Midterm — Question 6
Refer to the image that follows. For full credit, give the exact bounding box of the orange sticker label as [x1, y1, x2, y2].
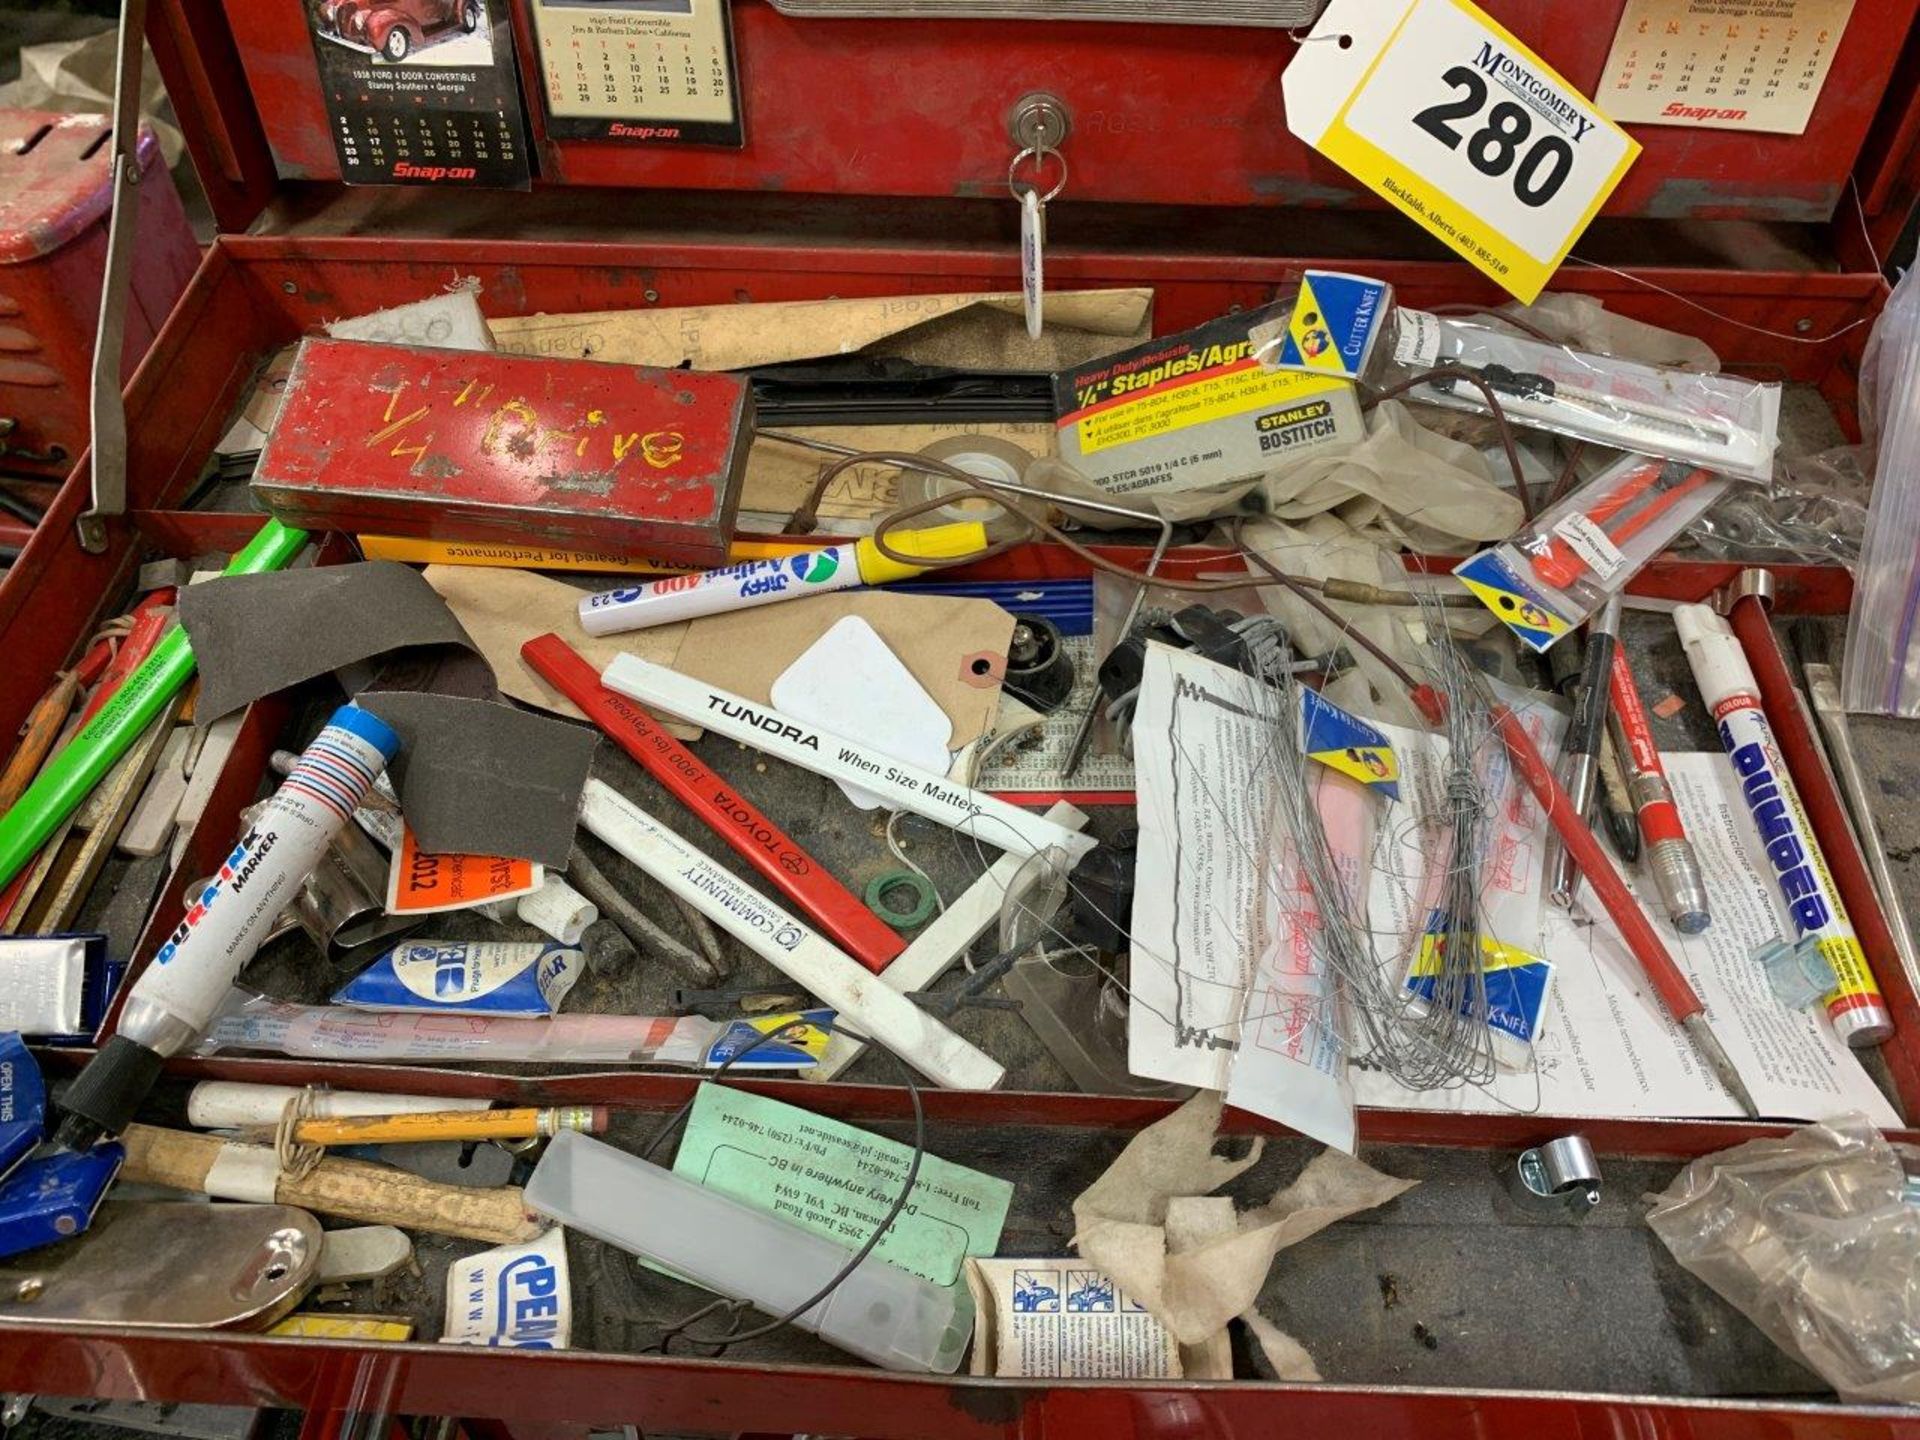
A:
[385, 825, 542, 916]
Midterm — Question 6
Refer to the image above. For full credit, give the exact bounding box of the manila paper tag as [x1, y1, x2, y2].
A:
[1282, 0, 1640, 303]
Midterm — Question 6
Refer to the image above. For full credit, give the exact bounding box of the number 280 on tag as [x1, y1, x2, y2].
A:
[1285, 0, 1640, 302]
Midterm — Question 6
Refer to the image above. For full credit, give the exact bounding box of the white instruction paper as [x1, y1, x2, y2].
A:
[1128, 644, 1894, 1128]
[1129, 647, 1283, 1097]
[1352, 752, 1900, 1125]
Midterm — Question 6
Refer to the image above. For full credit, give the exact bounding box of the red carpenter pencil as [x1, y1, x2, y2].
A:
[522, 633, 906, 975]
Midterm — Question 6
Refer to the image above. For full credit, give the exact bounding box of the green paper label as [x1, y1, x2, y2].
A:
[669, 1084, 1013, 1287]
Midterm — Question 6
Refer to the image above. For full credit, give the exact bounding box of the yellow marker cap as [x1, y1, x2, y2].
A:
[852, 522, 989, 585]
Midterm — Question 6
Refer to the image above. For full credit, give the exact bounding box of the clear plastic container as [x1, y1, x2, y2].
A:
[525, 1129, 975, 1374]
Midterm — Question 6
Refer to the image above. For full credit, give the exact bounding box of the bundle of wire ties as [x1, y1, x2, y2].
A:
[1248, 591, 1502, 1093]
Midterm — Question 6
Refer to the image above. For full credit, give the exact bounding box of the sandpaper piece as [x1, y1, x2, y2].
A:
[178, 563, 478, 721]
[489, 289, 1152, 373]
[357, 693, 597, 868]
[363, 647, 498, 704]
[422, 565, 697, 738]
[674, 592, 1014, 751]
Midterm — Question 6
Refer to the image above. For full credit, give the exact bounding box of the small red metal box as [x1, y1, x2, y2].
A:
[252, 338, 751, 565]
[0, 109, 198, 476]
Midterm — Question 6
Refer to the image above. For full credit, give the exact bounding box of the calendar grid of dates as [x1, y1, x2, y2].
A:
[530, 0, 743, 147]
[333, 104, 522, 180]
[551, 35, 731, 114]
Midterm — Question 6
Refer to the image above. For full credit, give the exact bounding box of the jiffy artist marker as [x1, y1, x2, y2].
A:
[1675, 604, 1890, 1047]
[55, 704, 401, 1149]
[576, 522, 987, 636]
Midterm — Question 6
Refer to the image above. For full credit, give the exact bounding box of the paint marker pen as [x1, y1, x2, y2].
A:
[577, 523, 987, 636]
[1675, 604, 1891, 1047]
[55, 704, 401, 1149]
[1608, 647, 1710, 934]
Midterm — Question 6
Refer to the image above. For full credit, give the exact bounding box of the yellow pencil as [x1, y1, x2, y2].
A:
[290, 1106, 609, 1147]
[356, 534, 806, 576]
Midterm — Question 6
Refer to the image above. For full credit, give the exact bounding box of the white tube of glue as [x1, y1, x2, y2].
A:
[56, 704, 401, 1149]
[1675, 605, 1891, 1046]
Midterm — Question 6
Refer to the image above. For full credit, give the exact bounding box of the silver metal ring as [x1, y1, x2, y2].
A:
[1728, 566, 1778, 611]
[1008, 144, 1068, 205]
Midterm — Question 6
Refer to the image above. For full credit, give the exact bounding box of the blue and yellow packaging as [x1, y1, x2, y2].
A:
[1301, 687, 1400, 800]
[1253, 271, 1394, 380]
[334, 940, 582, 1018]
[1404, 911, 1553, 1045]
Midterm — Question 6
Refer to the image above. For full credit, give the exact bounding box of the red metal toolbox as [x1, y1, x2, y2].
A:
[4, 2, 1920, 1434]
[0, 109, 198, 480]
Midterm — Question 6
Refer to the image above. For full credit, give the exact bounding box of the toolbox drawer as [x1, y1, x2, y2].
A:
[202, 0, 1920, 223]
[12, 1087, 1920, 1439]
[3, 210, 1920, 1434]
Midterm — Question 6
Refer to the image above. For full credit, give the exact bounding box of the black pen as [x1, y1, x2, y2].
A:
[1545, 597, 1622, 908]
[1597, 726, 1643, 863]
[1542, 629, 1635, 859]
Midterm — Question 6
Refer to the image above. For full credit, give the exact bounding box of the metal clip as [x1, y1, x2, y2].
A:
[1512, 1135, 1601, 1215]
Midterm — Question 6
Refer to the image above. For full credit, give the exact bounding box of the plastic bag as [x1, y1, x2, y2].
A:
[193, 989, 830, 1069]
[1377, 307, 1779, 481]
[1488, 292, 1720, 372]
[1257, 399, 1525, 548]
[1685, 446, 1868, 566]
[1646, 1114, 1920, 1405]
[1455, 454, 1736, 652]
[1842, 262, 1920, 715]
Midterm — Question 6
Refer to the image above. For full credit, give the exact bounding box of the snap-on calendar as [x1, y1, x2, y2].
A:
[1598, 0, 1855, 135]
[527, 0, 743, 147]
[303, 0, 533, 188]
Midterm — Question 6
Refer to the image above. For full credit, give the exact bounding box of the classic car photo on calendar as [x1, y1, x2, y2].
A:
[314, 0, 489, 65]
[301, 0, 534, 188]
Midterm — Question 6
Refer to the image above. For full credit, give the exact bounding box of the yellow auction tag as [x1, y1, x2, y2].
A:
[1284, 0, 1640, 302]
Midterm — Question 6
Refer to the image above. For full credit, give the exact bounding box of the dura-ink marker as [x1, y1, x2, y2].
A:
[55, 705, 400, 1149]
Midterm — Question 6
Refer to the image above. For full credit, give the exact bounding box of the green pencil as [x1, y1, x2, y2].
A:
[0, 518, 309, 890]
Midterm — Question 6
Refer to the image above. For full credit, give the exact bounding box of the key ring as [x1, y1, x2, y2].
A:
[1008, 144, 1068, 205]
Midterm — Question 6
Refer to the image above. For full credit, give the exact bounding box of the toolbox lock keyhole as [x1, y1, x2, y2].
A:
[1009, 93, 1071, 152]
